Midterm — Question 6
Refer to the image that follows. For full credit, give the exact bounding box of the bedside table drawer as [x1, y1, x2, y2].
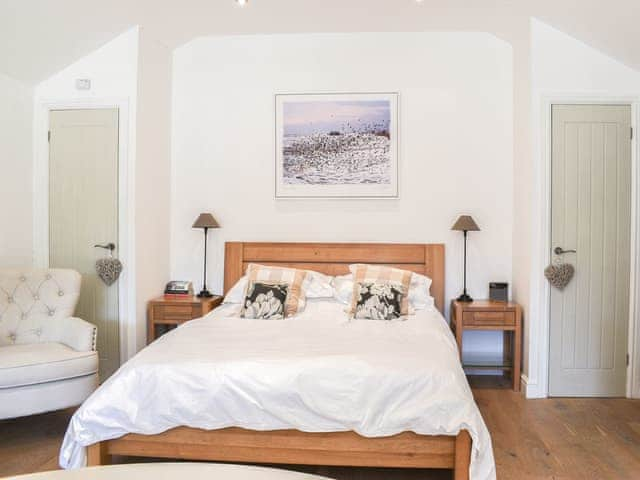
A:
[155, 305, 196, 321]
[148, 296, 223, 344]
[463, 310, 515, 326]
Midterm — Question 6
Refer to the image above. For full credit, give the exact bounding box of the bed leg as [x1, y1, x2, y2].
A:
[454, 430, 471, 480]
[87, 442, 110, 466]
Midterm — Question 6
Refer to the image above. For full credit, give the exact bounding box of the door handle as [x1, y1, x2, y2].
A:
[554, 247, 576, 255]
[94, 243, 116, 252]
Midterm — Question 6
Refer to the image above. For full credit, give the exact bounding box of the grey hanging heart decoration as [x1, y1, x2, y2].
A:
[544, 263, 574, 290]
[96, 258, 123, 286]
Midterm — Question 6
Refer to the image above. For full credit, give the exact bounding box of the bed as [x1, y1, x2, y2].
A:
[60, 242, 495, 480]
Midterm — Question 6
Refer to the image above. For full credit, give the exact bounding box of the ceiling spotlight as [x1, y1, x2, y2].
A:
[236, 0, 248, 5]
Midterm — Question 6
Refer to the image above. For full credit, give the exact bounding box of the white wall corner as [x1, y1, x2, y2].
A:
[0, 72, 34, 267]
[134, 28, 173, 353]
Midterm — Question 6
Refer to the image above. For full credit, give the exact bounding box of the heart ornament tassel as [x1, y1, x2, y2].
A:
[96, 257, 123, 286]
[544, 263, 575, 290]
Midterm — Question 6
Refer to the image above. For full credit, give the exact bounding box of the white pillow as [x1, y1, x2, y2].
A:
[409, 272, 435, 310]
[331, 274, 353, 305]
[333, 271, 434, 310]
[305, 270, 334, 298]
[224, 269, 334, 304]
[224, 275, 249, 304]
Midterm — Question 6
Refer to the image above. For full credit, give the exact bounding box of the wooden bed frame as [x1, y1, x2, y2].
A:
[87, 242, 472, 479]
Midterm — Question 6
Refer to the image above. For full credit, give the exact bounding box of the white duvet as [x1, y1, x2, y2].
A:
[60, 300, 495, 480]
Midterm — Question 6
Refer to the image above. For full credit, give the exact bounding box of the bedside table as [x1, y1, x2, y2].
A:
[147, 295, 223, 343]
[450, 299, 522, 391]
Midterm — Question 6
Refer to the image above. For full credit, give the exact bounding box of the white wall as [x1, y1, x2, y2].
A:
[0, 72, 33, 266]
[510, 18, 534, 385]
[171, 32, 514, 359]
[527, 19, 640, 397]
[34, 28, 139, 103]
[134, 28, 173, 352]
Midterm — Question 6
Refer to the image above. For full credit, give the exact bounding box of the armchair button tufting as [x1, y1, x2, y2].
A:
[48, 309, 55, 316]
[58, 290, 64, 297]
[19, 276, 26, 282]
[33, 294, 39, 300]
[8, 333, 16, 342]
[45, 274, 52, 280]
[7, 296, 13, 303]
[21, 313, 27, 320]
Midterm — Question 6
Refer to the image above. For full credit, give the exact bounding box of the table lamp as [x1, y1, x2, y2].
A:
[451, 215, 480, 302]
[193, 213, 220, 298]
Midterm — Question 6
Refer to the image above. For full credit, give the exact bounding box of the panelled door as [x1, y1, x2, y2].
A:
[49, 109, 120, 380]
[549, 104, 631, 397]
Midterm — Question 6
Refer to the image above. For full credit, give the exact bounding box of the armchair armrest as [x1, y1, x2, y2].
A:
[59, 317, 97, 352]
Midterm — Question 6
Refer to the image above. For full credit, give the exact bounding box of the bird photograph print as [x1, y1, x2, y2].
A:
[275, 93, 398, 198]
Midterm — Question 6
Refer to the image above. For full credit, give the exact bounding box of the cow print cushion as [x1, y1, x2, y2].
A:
[353, 282, 406, 320]
[240, 281, 289, 319]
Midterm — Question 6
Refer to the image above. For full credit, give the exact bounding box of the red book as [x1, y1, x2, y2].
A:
[163, 293, 192, 300]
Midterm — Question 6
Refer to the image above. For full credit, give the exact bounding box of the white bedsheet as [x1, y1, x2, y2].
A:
[60, 300, 495, 480]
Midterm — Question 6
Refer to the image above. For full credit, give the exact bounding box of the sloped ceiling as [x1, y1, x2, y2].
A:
[1, 0, 638, 84]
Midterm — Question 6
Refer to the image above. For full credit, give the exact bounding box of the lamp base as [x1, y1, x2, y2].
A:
[197, 289, 213, 298]
[456, 293, 474, 302]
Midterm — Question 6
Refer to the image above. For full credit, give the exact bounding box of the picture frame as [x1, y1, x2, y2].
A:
[275, 92, 399, 199]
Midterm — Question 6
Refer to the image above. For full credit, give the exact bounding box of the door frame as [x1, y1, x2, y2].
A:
[33, 98, 136, 365]
[536, 94, 640, 398]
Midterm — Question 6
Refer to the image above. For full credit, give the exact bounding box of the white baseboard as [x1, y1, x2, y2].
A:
[521, 374, 546, 399]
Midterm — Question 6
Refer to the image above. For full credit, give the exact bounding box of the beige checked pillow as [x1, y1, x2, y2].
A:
[242, 264, 308, 318]
[348, 264, 413, 318]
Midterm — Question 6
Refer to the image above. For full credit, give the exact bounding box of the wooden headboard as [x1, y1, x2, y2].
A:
[224, 242, 445, 314]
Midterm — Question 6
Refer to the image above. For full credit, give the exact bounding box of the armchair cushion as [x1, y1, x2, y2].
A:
[0, 268, 83, 346]
[0, 342, 98, 389]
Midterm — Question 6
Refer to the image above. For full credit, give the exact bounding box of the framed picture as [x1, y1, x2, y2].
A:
[275, 92, 399, 198]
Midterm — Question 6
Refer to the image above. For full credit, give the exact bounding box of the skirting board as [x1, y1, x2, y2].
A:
[521, 374, 545, 399]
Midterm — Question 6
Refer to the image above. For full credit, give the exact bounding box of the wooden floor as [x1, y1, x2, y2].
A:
[2, 377, 640, 479]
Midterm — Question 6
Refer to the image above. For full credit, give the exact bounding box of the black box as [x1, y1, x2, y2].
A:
[489, 282, 508, 302]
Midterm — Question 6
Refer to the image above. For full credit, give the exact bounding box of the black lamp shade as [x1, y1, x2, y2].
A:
[193, 213, 220, 229]
[451, 215, 480, 232]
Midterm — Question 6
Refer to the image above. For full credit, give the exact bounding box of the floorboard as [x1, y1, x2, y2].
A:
[1, 378, 639, 479]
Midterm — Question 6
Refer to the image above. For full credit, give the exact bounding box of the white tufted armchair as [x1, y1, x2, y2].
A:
[0, 268, 98, 419]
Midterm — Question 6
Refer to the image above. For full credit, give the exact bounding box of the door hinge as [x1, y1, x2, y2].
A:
[627, 353, 630, 366]
[631, 127, 634, 140]
[47, 130, 51, 143]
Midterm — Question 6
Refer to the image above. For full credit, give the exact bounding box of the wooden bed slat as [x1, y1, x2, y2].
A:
[242, 243, 426, 264]
[105, 427, 456, 469]
[111, 427, 454, 453]
[241, 262, 427, 276]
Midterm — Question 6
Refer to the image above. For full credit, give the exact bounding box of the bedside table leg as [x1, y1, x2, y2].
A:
[502, 331, 511, 381]
[147, 305, 154, 344]
[513, 329, 521, 392]
[452, 306, 463, 360]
